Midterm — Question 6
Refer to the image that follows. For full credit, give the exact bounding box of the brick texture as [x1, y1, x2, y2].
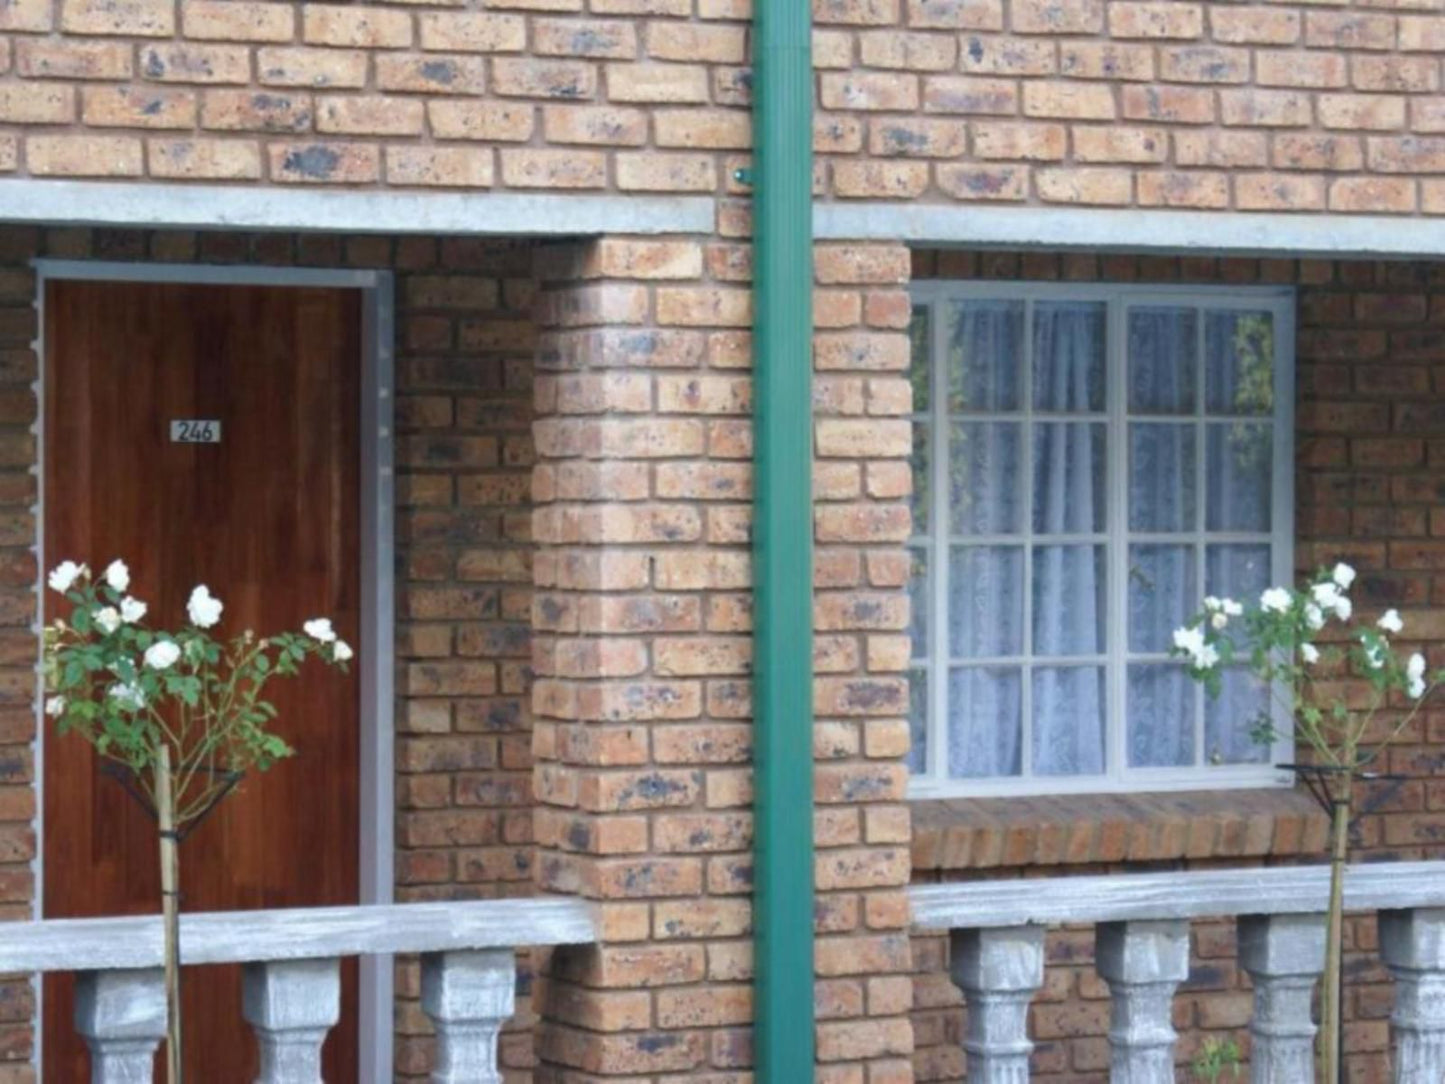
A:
[907, 246, 1445, 1084]
[0, 0, 1442, 211]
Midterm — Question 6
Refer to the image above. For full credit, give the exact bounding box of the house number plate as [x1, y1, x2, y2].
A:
[170, 420, 222, 444]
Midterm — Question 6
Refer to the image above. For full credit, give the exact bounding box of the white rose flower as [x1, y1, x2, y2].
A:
[1222, 598, 1243, 617]
[1203, 596, 1223, 612]
[1409, 677, 1427, 699]
[94, 607, 121, 635]
[1305, 603, 1326, 631]
[1301, 643, 1320, 665]
[48, 561, 87, 594]
[1407, 653, 1427, 682]
[1198, 643, 1220, 669]
[1173, 626, 1205, 656]
[144, 640, 181, 670]
[120, 597, 147, 624]
[1378, 609, 1404, 635]
[187, 585, 223, 629]
[1332, 562, 1357, 590]
[107, 682, 145, 710]
[1211, 612, 1229, 630]
[1312, 582, 1351, 621]
[44, 695, 66, 717]
[333, 640, 353, 662]
[103, 559, 129, 593]
[1260, 587, 1292, 614]
[1335, 596, 1353, 622]
[303, 618, 336, 643]
[1364, 643, 1385, 670]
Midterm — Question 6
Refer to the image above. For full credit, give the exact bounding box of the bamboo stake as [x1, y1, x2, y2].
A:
[1320, 790, 1350, 1084]
[157, 744, 183, 1084]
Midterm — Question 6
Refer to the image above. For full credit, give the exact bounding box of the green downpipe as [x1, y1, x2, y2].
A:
[751, 0, 814, 1073]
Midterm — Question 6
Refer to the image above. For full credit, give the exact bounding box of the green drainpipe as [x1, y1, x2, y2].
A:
[751, 0, 814, 1073]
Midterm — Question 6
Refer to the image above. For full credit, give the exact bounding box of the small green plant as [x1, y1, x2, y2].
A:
[1192, 1037, 1243, 1082]
[43, 559, 351, 1084]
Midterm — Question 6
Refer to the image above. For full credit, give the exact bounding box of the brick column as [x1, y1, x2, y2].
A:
[528, 235, 915, 1081]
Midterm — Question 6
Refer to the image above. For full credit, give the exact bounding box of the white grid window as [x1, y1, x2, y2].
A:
[907, 282, 1295, 799]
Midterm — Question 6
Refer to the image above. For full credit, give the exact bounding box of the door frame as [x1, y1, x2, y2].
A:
[31, 259, 396, 1084]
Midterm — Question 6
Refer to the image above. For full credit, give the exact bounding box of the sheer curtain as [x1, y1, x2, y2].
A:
[1031, 303, 1104, 776]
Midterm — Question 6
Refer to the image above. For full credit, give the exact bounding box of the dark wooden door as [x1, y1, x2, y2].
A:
[43, 279, 362, 1082]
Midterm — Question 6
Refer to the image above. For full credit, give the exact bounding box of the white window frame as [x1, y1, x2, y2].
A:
[907, 280, 1297, 800]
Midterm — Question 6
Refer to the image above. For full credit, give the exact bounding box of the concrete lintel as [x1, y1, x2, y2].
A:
[0, 178, 715, 237]
[816, 201, 1445, 260]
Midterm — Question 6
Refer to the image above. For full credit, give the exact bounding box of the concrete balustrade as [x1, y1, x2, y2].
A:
[0, 898, 593, 1084]
[911, 861, 1445, 1083]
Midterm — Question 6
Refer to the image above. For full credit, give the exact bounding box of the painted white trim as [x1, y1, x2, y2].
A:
[818, 202, 1445, 259]
[30, 260, 396, 1084]
[906, 280, 1296, 800]
[0, 178, 714, 237]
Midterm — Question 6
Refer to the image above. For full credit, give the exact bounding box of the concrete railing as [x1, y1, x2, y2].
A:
[910, 862, 1445, 1083]
[0, 897, 595, 1083]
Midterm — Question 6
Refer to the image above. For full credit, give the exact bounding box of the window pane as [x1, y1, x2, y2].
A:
[949, 666, 1021, 778]
[1205, 667, 1272, 765]
[1206, 423, 1272, 531]
[949, 421, 1022, 535]
[911, 421, 930, 535]
[945, 299, 1023, 413]
[1033, 666, 1106, 776]
[908, 547, 929, 659]
[950, 545, 1024, 658]
[1034, 301, 1105, 412]
[909, 304, 931, 414]
[1206, 544, 1272, 604]
[1034, 422, 1106, 534]
[1206, 311, 1274, 416]
[1033, 544, 1106, 656]
[1128, 664, 1196, 768]
[1129, 306, 1198, 414]
[1129, 423, 1196, 532]
[1128, 544, 1197, 653]
[907, 668, 928, 775]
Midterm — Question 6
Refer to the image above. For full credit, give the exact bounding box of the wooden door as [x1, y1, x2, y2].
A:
[42, 279, 363, 1082]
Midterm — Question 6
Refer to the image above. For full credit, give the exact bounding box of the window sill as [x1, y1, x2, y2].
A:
[911, 788, 1328, 873]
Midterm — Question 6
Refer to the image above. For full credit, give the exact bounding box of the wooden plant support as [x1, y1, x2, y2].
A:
[156, 745, 182, 1084]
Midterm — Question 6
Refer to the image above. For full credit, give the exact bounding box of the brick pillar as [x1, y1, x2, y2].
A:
[528, 235, 915, 1081]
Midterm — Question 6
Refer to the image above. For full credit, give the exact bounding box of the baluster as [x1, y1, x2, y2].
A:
[242, 957, 341, 1084]
[1238, 913, 1325, 1084]
[1096, 919, 1190, 1083]
[950, 925, 1045, 1084]
[75, 968, 166, 1084]
[421, 948, 515, 1084]
[1380, 908, 1445, 1084]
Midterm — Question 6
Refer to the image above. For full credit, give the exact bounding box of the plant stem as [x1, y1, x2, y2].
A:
[157, 744, 183, 1084]
[1320, 785, 1350, 1084]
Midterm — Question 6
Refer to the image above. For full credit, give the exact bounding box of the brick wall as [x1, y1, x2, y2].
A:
[524, 235, 916, 1081]
[907, 247, 1445, 1083]
[0, 224, 542, 1082]
[3, 1, 1445, 214]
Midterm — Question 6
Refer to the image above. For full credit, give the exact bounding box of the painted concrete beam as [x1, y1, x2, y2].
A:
[0, 179, 714, 237]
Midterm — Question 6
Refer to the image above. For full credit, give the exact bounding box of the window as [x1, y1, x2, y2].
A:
[907, 283, 1294, 798]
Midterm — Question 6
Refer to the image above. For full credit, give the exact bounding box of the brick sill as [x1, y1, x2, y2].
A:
[911, 788, 1328, 873]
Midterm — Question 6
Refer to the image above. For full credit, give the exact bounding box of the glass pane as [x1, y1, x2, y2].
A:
[908, 547, 929, 660]
[1129, 306, 1198, 414]
[1128, 663, 1196, 768]
[909, 304, 930, 414]
[1205, 667, 1272, 765]
[1128, 544, 1197, 653]
[1033, 301, 1105, 412]
[1033, 666, 1106, 776]
[907, 667, 928, 774]
[1206, 423, 1272, 531]
[948, 666, 1021, 778]
[1206, 310, 1274, 416]
[1034, 422, 1106, 534]
[1129, 423, 1196, 532]
[1206, 544, 1272, 605]
[910, 421, 930, 535]
[1032, 544, 1106, 656]
[950, 545, 1024, 658]
[949, 421, 1022, 535]
[945, 299, 1023, 413]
